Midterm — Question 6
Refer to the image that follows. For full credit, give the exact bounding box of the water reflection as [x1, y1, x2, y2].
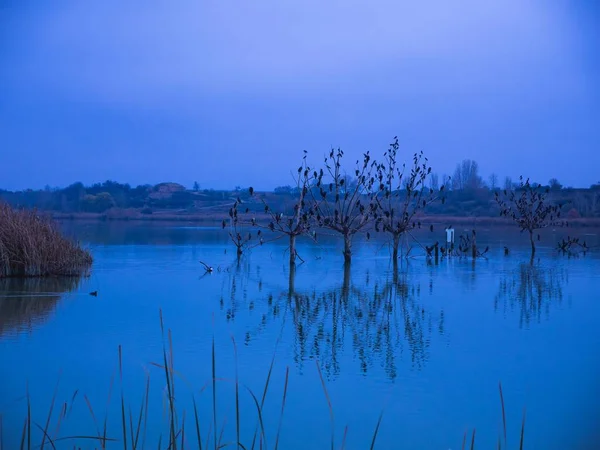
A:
[0, 277, 83, 337]
[494, 262, 566, 326]
[219, 262, 443, 380]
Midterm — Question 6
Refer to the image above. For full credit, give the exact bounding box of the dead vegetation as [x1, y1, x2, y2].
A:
[0, 203, 93, 277]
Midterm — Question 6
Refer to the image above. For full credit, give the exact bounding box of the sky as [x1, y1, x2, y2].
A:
[1, 0, 599, 191]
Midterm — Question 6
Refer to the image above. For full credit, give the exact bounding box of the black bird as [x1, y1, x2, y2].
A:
[249, 186, 254, 196]
[504, 246, 509, 256]
[199, 260, 213, 273]
[430, 224, 434, 232]
[89, 291, 98, 297]
[221, 219, 227, 229]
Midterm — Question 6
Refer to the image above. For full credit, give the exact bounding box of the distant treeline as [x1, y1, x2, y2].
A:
[1, 162, 600, 219]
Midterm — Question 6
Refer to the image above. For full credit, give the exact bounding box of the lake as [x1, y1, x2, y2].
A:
[1, 222, 599, 449]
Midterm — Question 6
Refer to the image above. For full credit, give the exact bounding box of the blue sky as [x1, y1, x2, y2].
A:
[1, 0, 599, 190]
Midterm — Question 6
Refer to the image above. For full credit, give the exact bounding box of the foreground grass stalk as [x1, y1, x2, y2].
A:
[369, 411, 384, 450]
[231, 337, 241, 450]
[315, 360, 335, 450]
[212, 335, 217, 450]
[498, 382, 507, 446]
[159, 310, 177, 450]
[273, 367, 290, 450]
[40, 376, 60, 450]
[119, 345, 128, 450]
[192, 397, 203, 450]
[520, 409, 526, 450]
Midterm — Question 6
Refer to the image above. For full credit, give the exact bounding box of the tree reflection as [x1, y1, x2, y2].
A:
[219, 262, 442, 380]
[0, 277, 83, 337]
[494, 262, 566, 326]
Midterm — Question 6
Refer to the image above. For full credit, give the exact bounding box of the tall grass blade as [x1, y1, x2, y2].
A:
[231, 337, 241, 450]
[52, 435, 118, 444]
[470, 429, 476, 450]
[339, 426, 348, 450]
[212, 334, 217, 450]
[274, 367, 290, 450]
[119, 345, 128, 450]
[519, 408, 526, 450]
[160, 310, 177, 450]
[205, 423, 212, 450]
[19, 418, 27, 450]
[157, 435, 162, 450]
[52, 403, 67, 442]
[461, 430, 467, 450]
[369, 410, 384, 450]
[133, 375, 149, 450]
[41, 376, 60, 450]
[159, 309, 177, 450]
[498, 382, 507, 446]
[315, 360, 335, 450]
[192, 397, 203, 450]
[83, 394, 102, 445]
[181, 411, 186, 450]
[66, 390, 79, 418]
[129, 407, 135, 450]
[244, 388, 268, 450]
[33, 422, 57, 450]
[251, 336, 281, 450]
[217, 418, 227, 449]
[103, 373, 116, 450]
[27, 384, 31, 450]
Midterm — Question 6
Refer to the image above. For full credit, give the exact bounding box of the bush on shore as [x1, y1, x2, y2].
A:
[0, 202, 92, 277]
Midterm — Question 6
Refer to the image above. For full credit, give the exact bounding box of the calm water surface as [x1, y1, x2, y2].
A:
[1, 223, 599, 449]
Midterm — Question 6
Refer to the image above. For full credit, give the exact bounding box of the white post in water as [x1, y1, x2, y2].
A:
[446, 225, 455, 255]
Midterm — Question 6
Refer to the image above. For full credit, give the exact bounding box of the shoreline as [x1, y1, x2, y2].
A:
[49, 210, 600, 227]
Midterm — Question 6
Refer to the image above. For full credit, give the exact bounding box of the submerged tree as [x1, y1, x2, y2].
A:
[248, 152, 315, 266]
[495, 176, 562, 257]
[224, 197, 252, 258]
[309, 147, 378, 263]
[374, 137, 443, 262]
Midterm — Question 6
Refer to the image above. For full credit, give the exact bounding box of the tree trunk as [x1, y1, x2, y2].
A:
[342, 260, 351, 295]
[529, 230, 536, 258]
[392, 233, 400, 261]
[289, 234, 297, 267]
[343, 233, 352, 263]
[288, 263, 296, 298]
[236, 245, 243, 258]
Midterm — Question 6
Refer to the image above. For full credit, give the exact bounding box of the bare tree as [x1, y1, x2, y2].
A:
[495, 176, 562, 258]
[374, 137, 442, 262]
[452, 159, 483, 190]
[503, 176, 514, 191]
[309, 147, 378, 263]
[224, 198, 252, 258]
[429, 173, 440, 191]
[248, 152, 315, 266]
[488, 173, 499, 191]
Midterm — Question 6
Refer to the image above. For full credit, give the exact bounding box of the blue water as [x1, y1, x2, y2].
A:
[1, 223, 599, 449]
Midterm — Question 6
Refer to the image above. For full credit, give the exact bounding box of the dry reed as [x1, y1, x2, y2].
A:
[0, 203, 92, 278]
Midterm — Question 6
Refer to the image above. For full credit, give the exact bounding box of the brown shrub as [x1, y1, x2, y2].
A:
[0, 203, 92, 277]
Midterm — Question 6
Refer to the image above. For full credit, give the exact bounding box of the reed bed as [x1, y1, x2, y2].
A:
[3, 312, 527, 450]
[0, 203, 92, 277]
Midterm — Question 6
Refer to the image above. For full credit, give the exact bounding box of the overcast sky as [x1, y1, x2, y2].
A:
[1, 0, 599, 190]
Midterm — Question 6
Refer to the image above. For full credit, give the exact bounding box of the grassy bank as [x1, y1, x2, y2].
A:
[2, 311, 526, 450]
[0, 203, 92, 277]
